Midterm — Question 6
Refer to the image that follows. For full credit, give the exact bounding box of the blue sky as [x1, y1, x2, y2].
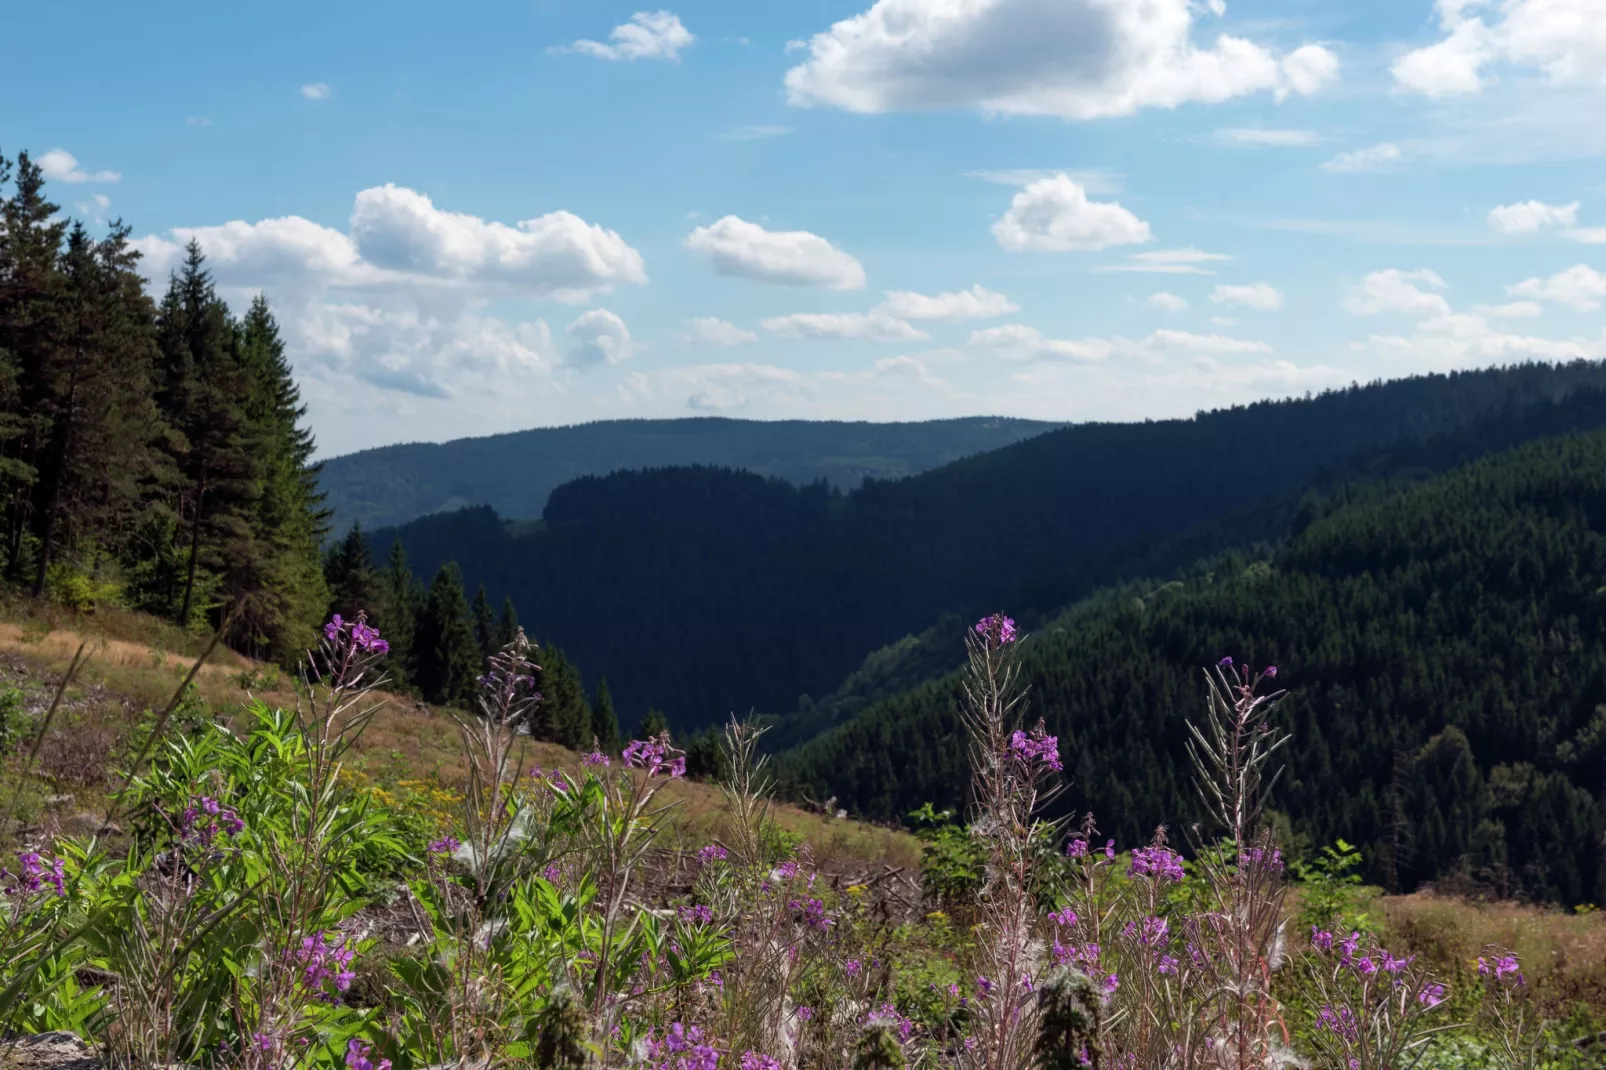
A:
[5, 0, 1605, 456]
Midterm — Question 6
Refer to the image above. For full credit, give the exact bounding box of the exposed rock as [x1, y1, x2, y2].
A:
[1, 1032, 99, 1070]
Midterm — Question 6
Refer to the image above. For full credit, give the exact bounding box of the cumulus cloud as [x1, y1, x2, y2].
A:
[38, 149, 120, 184]
[1345, 269, 1453, 317]
[131, 186, 648, 404]
[1487, 200, 1581, 234]
[300, 83, 332, 100]
[1100, 248, 1232, 275]
[1321, 143, 1403, 173]
[761, 311, 928, 342]
[992, 174, 1152, 252]
[1211, 282, 1284, 311]
[966, 168, 1123, 194]
[876, 284, 1017, 321]
[679, 317, 758, 347]
[1149, 292, 1189, 312]
[570, 11, 694, 62]
[618, 354, 954, 417]
[1508, 264, 1606, 310]
[1214, 128, 1323, 147]
[565, 309, 635, 368]
[1473, 300, 1544, 318]
[783, 0, 1339, 120]
[685, 216, 866, 289]
[348, 184, 646, 298]
[1393, 0, 1606, 98]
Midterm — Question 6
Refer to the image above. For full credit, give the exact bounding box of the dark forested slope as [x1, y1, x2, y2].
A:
[319, 417, 1058, 531]
[375, 362, 1606, 730]
[781, 430, 1606, 905]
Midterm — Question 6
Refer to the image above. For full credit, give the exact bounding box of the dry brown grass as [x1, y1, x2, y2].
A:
[0, 612, 921, 869]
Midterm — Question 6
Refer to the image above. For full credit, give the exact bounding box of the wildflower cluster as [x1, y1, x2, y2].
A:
[177, 794, 245, 848]
[623, 733, 688, 778]
[286, 930, 358, 1003]
[642, 1022, 721, 1070]
[973, 613, 1018, 646]
[324, 613, 389, 655]
[1007, 722, 1062, 772]
[345, 1038, 392, 1070]
[0, 851, 66, 899]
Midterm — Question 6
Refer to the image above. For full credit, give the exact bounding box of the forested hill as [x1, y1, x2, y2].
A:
[372, 361, 1606, 732]
[781, 429, 1606, 905]
[319, 416, 1058, 532]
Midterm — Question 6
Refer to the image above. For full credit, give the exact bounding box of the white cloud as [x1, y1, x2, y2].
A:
[679, 317, 759, 347]
[1473, 300, 1543, 318]
[1321, 143, 1402, 173]
[761, 311, 928, 342]
[1393, 0, 1606, 98]
[1214, 128, 1323, 147]
[571, 11, 695, 62]
[1487, 199, 1581, 234]
[38, 149, 121, 184]
[970, 324, 1113, 363]
[1362, 312, 1606, 368]
[348, 184, 646, 299]
[969, 323, 1269, 363]
[685, 216, 866, 289]
[1211, 282, 1284, 311]
[300, 83, 332, 100]
[1570, 228, 1606, 244]
[1508, 264, 1606, 310]
[991, 174, 1152, 253]
[1100, 248, 1232, 275]
[876, 284, 1017, 321]
[1345, 269, 1452, 317]
[618, 355, 954, 416]
[565, 309, 635, 368]
[1149, 291, 1189, 312]
[783, 0, 1339, 120]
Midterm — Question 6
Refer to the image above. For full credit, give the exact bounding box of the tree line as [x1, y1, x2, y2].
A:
[0, 150, 325, 658]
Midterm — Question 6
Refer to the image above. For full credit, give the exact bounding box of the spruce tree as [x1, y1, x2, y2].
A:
[591, 677, 621, 754]
[412, 562, 480, 707]
[533, 644, 592, 749]
[471, 583, 495, 661]
[492, 596, 520, 651]
[635, 708, 671, 742]
[325, 522, 382, 620]
[379, 538, 420, 686]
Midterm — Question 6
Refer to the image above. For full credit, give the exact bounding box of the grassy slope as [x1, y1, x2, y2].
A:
[0, 600, 918, 870]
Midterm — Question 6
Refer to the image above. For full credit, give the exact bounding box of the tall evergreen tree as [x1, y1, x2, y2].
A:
[153, 241, 265, 628]
[379, 538, 421, 686]
[412, 562, 479, 707]
[235, 294, 327, 657]
[635, 708, 670, 742]
[325, 522, 382, 621]
[591, 677, 621, 754]
[471, 583, 495, 661]
[533, 644, 592, 749]
[492, 595, 519, 652]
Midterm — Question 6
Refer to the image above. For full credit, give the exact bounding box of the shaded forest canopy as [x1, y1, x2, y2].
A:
[374, 361, 1606, 731]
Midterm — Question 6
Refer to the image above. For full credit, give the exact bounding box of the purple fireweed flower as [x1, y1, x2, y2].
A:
[795, 1006, 814, 1022]
[542, 863, 562, 882]
[177, 796, 244, 849]
[325, 613, 389, 655]
[1157, 954, 1179, 975]
[1218, 656, 1234, 667]
[678, 904, 714, 925]
[1263, 666, 1278, 678]
[865, 1003, 915, 1043]
[976, 975, 995, 996]
[427, 836, 460, 856]
[1128, 846, 1185, 883]
[1382, 952, 1414, 973]
[697, 844, 728, 865]
[581, 749, 611, 767]
[1238, 846, 1284, 872]
[1317, 1004, 1360, 1043]
[1066, 838, 1089, 859]
[741, 1053, 781, 1070]
[286, 930, 358, 1002]
[1, 852, 67, 899]
[1102, 973, 1120, 996]
[623, 735, 686, 778]
[1418, 983, 1447, 1008]
[1008, 724, 1063, 772]
[1311, 927, 1335, 952]
[1049, 906, 1078, 927]
[1103, 839, 1116, 859]
[345, 1039, 392, 1070]
[974, 613, 1018, 646]
[790, 896, 833, 931]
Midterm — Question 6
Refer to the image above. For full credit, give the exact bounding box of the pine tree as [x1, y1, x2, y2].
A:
[378, 538, 420, 686]
[325, 523, 382, 620]
[533, 644, 592, 749]
[235, 294, 327, 658]
[635, 708, 671, 741]
[471, 583, 495, 662]
[152, 241, 265, 628]
[0, 151, 67, 581]
[591, 677, 621, 754]
[492, 596, 519, 651]
[412, 562, 480, 707]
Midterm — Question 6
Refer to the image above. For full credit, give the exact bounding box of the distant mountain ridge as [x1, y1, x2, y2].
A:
[319, 416, 1061, 531]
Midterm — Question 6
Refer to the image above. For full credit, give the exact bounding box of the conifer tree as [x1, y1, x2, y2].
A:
[533, 644, 592, 749]
[325, 523, 382, 620]
[379, 538, 420, 685]
[492, 596, 519, 651]
[471, 582, 495, 661]
[412, 562, 480, 707]
[591, 676, 621, 754]
[635, 708, 671, 742]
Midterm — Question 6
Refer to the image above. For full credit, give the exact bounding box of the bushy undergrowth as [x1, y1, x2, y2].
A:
[0, 616, 1600, 1068]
